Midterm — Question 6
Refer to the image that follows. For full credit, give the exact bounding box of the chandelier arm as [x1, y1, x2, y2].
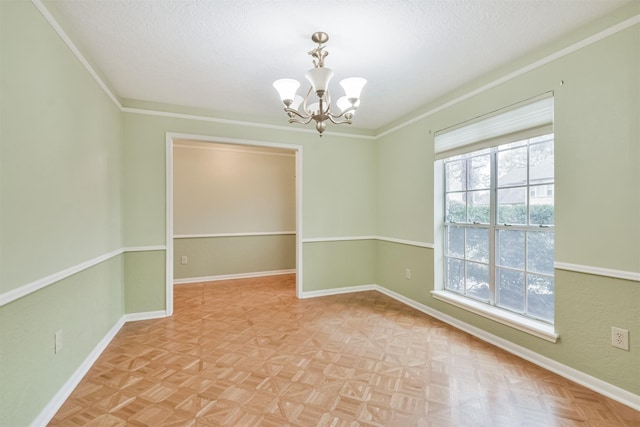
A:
[324, 91, 331, 114]
[302, 86, 313, 115]
[327, 106, 357, 120]
[327, 114, 353, 125]
[284, 107, 311, 120]
[288, 115, 314, 125]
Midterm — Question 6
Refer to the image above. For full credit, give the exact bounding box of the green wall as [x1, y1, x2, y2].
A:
[0, 1, 125, 425]
[1, 0, 124, 292]
[376, 10, 640, 395]
[302, 240, 378, 292]
[174, 235, 296, 280]
[0, 257, 125, 426]
[122, 112, 378, 311]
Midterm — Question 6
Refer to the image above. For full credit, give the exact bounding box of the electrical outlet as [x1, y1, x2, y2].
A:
[405, 268, 411, 279]
[54, 329, 63, 354]
[611, 327, 629, 351]
[181, 256, 188, 265]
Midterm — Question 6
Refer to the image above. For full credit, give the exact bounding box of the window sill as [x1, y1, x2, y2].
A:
[431, 290, 559, 343]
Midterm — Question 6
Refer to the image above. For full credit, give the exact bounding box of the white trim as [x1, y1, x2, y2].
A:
[302, 236, 377, 243]
[376, 236, 434, 249]
[33, 0, 639, 141]
[166, 132, 304, 309]
[124, 245, 166, 252]
[299, 284, 377, 299]
[377, 13, 640, 138]
[301, 235, 434, 249]
[173, 141, 296, 156]
[166, 133, 175, 316]
[297, 283, 638, 409]
[174, 269, 296, 285]
[174, 232, 295, 239]
[0, 246, 166, 307]
[125, 107, 376, 140]
[555, 262, 640, 282]
[123, 310, 168, 322]
[294, 146, 304, 298]
[30, 316, 126, 427]
[31, 0, 122, 109]
[374, 286, 640, 411]
[430, 290, 558, 342]
[31, 309, 170, 426]
[0, 249, 122, 307]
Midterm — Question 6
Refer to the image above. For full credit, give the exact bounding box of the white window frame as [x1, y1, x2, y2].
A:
[432, 95, 558, 343]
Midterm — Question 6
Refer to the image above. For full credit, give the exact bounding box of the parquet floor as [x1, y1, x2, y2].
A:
[50, 274, 639, 426]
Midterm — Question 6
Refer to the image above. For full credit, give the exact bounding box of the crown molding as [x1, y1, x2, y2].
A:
[376, 13, 640, 138]
[32, 0, 640, 141]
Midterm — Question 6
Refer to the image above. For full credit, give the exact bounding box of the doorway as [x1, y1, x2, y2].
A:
[165, 133, 303, 315]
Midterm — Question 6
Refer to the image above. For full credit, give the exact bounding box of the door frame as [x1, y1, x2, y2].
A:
[165, 132, 303, 315]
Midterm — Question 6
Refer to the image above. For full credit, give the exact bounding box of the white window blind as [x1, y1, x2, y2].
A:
[435, 95, 554, 159]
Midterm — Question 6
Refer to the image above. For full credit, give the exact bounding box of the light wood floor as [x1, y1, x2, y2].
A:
[50, 274, 639, 426]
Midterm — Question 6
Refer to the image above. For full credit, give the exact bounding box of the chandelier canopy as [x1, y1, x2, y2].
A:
[273, 32, 367, 136]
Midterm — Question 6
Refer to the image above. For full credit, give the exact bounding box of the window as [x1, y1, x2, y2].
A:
[443, 133, 555, 323]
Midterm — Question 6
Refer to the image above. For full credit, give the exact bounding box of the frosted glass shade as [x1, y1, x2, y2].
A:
[340, 77, 367, 99]
[273, 78, 300, 102]
[337, 96, 360, 113]
[305, 67, 334, 94]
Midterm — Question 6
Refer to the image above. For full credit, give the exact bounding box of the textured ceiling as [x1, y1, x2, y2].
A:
[47, 0, 630, 131]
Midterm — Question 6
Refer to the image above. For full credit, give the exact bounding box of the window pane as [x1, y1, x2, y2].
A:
[527, 231, 554, 275]
[501, 139, 528, 150]
[446, 193, 466, 223]
[496, 229, 524, 269]
[527, 274, 554, 322]
[497, 187, 527, 225]
[445, 225, 464, 258]
[468, 190, 490, 223]
[445, 258, 464, 293]
[441, 133, 555, 325]
[497, 268, 525, 312]
[466, 261, 489, 300]
[529, 141, 554, 184]
[445, 159, 466, 192]
[466, 228, 489, 262]
[468, 154, 490, 190]
[529, 184, 554, 225]
[497, 146, 527, 187]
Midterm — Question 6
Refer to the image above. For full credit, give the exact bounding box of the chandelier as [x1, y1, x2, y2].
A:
[273, 32, 367, 136]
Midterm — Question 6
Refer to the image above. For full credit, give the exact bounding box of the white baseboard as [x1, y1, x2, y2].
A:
[297, 282, 639, 411]
[31, 282, 639, 427]
[373, 285, 640, 411]
[174, 269, 296, 285]
[30, 317, 126, 427]
[300, 284, 377, 299]
[31, 309, 170, 426]
[123, 310, 168, 322]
